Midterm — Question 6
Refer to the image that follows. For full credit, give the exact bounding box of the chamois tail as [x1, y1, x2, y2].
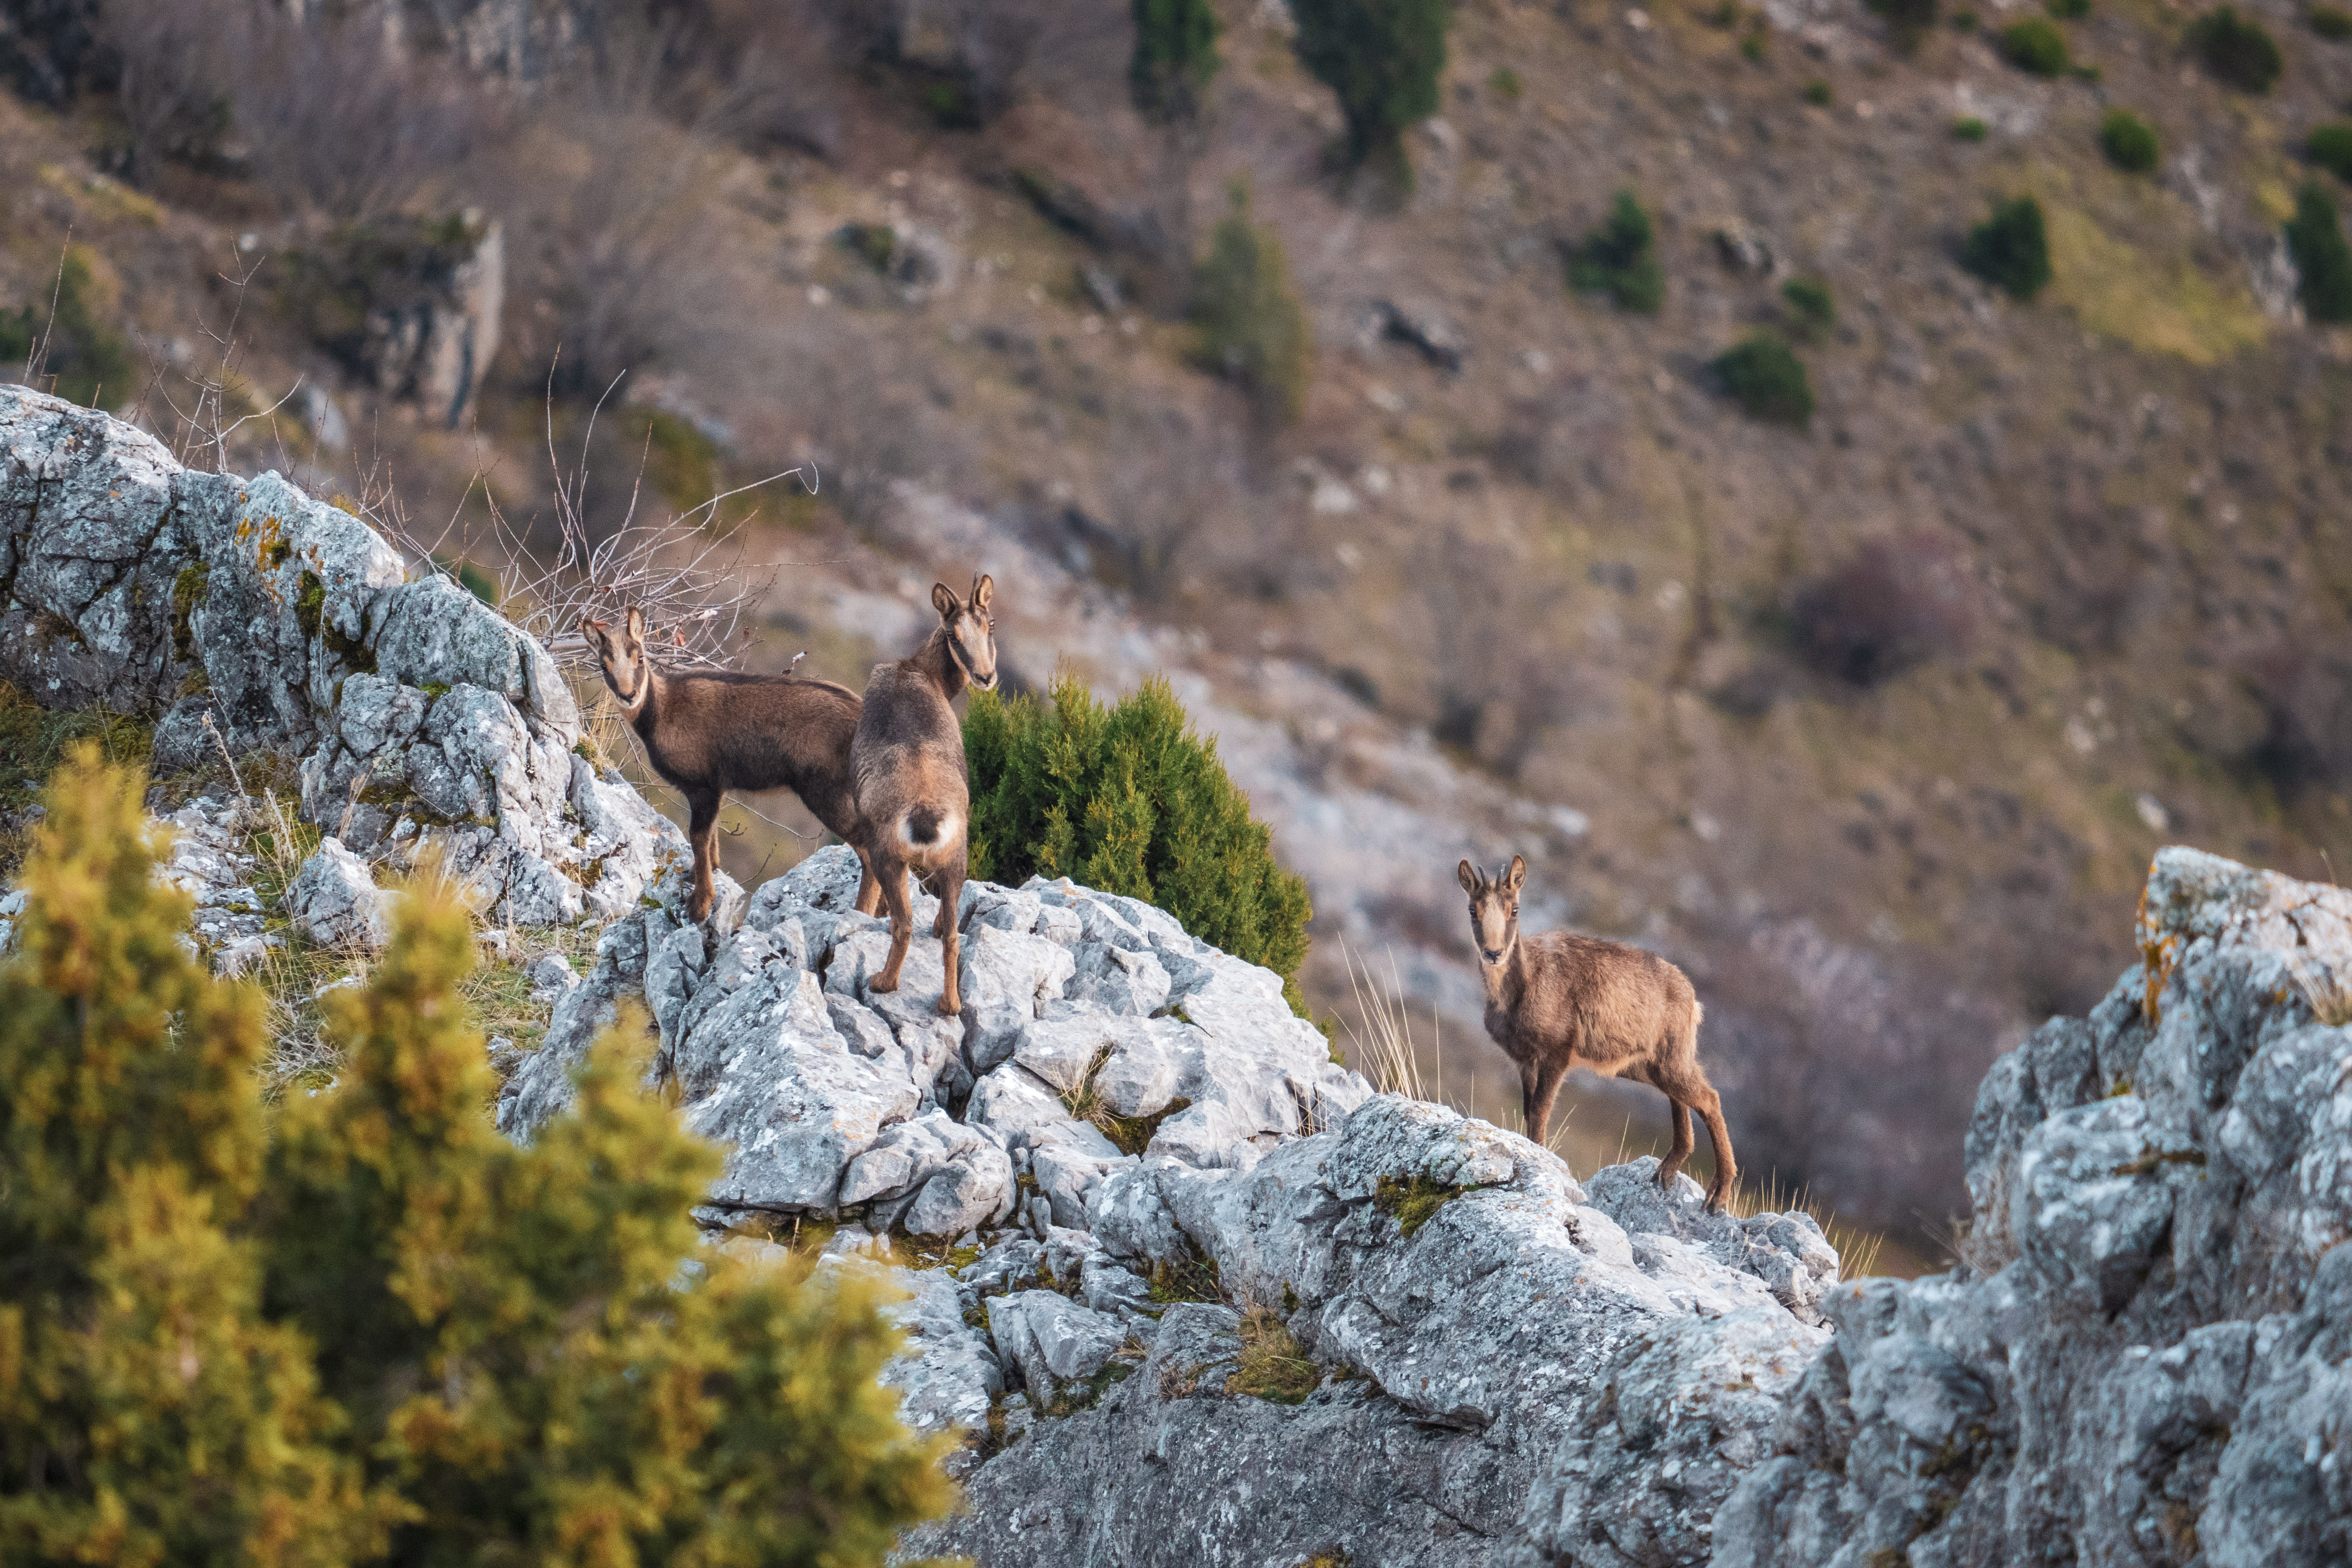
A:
[900, 804, 955, 849]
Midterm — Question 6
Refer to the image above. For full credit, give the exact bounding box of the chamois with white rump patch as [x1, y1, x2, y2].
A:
[853, 573, 998, 1015]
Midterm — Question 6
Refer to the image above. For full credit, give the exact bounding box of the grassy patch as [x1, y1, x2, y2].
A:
[0, 684, 156, 876]
[1373, 1174, 1465, 1237]
[1229, 1305, 1322, 1404]
[2038, 194, 2269, 363]
[1148, 1251, 1225, 1304]
[1043, 1352, 1142, 1417]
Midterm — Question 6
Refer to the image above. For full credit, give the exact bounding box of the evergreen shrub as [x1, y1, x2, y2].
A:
[1867, 0, 1940, 52]
[1132, 0, 1222, 122]
[1567, 190, 1666, 313]
[1964, 195, 2053, 299]
[1289, 0, 1453, 175]
[1713, 333, 1816, 427]
[2309, 121, 2352, 179]
[2285, 180, 2352, 320]
[2188, 6, 2284, 90]
[2101, 108, 2161, 172]
[1953, 115, 1990, 140]
[964, 673, 1314, 1014]
[0, 748, 954, 1564]
[1191, 187, 1312, 427]
[0, 248, 132, 408]
[2312, 5, 2352, 39]
[1781, 276, 1836, 340]
[2000, 17, 2071, 74]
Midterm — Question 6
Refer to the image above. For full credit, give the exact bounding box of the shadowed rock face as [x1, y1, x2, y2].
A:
[1712, 847, 2352, 1568]
[0, 387, 683, 928]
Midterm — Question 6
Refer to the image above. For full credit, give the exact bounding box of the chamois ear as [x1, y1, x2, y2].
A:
[1504, 855, 1526, 894]
[931, 582, 960, 620]
[972, 573, 994, 612]
[579, 616, 607, 651]
[1457, 859, 1481, 896]
[623, 605, 646, 645]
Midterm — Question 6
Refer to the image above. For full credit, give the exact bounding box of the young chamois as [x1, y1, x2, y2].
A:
[852, 573, 997, 1016]
[581, 606, 877, 923]
[1458, 855, 1740, 1210]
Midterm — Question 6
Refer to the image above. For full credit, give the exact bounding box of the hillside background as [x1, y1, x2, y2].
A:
[5, 0, 2350, 1250]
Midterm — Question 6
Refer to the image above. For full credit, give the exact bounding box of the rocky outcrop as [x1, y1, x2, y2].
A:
[0, 387, 685, 927]
[1711, 847, 2352, 1568]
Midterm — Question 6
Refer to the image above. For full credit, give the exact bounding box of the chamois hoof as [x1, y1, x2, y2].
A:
[935, 996, 960, 1017]
[869, 975, 899, 995]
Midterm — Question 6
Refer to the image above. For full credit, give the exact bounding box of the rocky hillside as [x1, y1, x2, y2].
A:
[4, 0, 2352, 1237]
[5, 390, 2348, 1564]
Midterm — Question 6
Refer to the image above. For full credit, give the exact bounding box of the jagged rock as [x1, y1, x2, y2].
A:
[2, 388, 685, 926]
[840, 1110, 1016, 1236]
[288, 214, 504, 428]
[910, 1097, 1833, 1568]
[987, 1289, 1130, 1403]
[1713, 848, 2352, 1568]
[285, 837, 396, 951]
[1377, 298, 1469, 371]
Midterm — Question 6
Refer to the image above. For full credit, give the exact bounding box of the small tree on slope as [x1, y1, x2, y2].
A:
[0, 747, 956, 1566]
[1290, 0, 1453, 180]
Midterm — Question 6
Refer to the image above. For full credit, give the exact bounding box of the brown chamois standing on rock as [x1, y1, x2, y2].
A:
[581, 606, 877, 923]
[853, 573, 997, 1017]
[1459, 854, 1740, 1211]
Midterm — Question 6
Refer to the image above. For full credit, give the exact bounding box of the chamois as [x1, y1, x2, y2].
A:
[581, 606, 876, 923]
[852, 573, 997, 1016]
[1458, 855, 1740, 1210]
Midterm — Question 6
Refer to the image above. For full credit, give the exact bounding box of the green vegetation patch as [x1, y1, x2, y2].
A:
[1289, 0, 1452, 176]
[2000, 17, 2071, 74]
[0, 751, 958, 1557]
[1044, 1357, 1139, 1417]
[1953, 116, 1990, 141]
[2311, 4, 2352, 39]
[1964, 195, 2054, 300]
[1867, 0, 1940, 52]
[2286, 181, 2352, 321]
[1373, 1173, 1467, 1237]
[1131, 0, 1222, 123]
[1230, 1306, 1323, 1404]
[2047, 0, 2089, 17]
[0, 247, 134, 410]
[1094, 1096, 1195, 1156]
[1190, 186, 1312, 429]
[171, 563, 211, 661]
[2100, 109, 2161, 173]
[1713, 333, 1816, 427]
[1781, 276, 1836, 341]
[965, 671, 1313, 1015]
[2309, 122, 2352, 180]
[0, 681, 154, 827]
[1567, 190, 1666, 314]
[1149, 1251, 1225, 1304]
[2188, 6, 2284, 91]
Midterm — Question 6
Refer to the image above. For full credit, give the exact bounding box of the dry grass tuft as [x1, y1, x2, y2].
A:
[1229, 1304, 1321, 1405]
[1728, 1172, 1887, 1280]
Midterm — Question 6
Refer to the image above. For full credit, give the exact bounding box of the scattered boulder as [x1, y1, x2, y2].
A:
[285, 836, 396, 951]
[1376, 298, 1469, 371]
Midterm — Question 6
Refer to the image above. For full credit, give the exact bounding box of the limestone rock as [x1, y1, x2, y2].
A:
[285, 836, 397, 951]
[1715, 850, 2352, 1568]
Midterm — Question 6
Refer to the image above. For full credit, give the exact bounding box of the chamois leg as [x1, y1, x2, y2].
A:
[685, 789, 721, 923]
[852, 839, 883, 916]
[933, 860, 965, 1016]
[871, 850, 914, 994]
[1652, 1091, 1698, 1196]
[1526, 1060, 1569, 1151]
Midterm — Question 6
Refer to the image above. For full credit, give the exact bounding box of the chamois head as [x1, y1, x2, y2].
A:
[1458, 855, 1527, 970]
[579, 606, 651, 713]
[931, 573, 998, 692]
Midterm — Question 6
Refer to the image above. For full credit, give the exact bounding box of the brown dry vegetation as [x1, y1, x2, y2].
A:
[5, 0, 2352, 1243]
